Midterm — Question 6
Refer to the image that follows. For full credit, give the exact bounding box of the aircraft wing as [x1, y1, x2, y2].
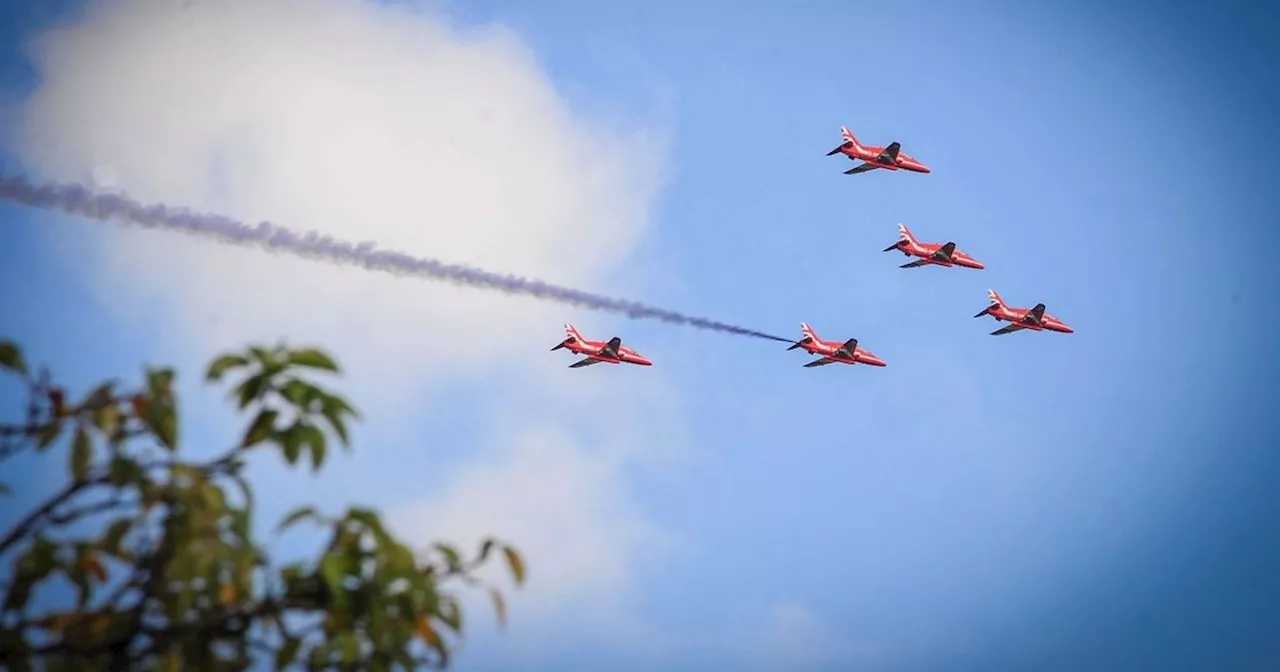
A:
[932, 242, 956, 261]
[900, 259, 931, 268]
[990, 324, 1024, 336]
[569, 357, 604, 368]
[1023, 304, 1046, 325]
[844, 162, 880, 175]
[876, 142, 901, 164]
[833, 338, 859, 360]
[804, 357, 838, 367]
[599, 337, 622, 359]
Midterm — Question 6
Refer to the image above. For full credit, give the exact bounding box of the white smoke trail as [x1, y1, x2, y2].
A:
[0, 174, 793, 343]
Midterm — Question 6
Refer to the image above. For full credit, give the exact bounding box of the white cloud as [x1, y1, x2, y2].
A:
[389, 426, 674, 615]
[11, 0, 679, 638]
[15, 0, 666, 380]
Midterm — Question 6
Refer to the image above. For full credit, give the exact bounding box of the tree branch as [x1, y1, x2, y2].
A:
[0, 475, 107, 555]
[46, 496, 134, 527]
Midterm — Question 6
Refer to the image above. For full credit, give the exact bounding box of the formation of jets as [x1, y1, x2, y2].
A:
[553, 125, 1073, 369]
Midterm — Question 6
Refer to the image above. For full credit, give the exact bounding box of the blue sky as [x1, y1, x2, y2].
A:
[2, 1, 1278, 670]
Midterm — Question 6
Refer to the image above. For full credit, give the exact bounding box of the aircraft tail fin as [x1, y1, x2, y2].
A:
[554, 323, 584, 350]
[800, 322, 820, 342]
[897, 223, 916, 244]
[975, 289, 1004, 318]
[840, 126, 864, 152]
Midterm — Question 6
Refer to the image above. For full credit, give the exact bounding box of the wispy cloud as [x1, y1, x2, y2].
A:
[9, 0, 679, 645]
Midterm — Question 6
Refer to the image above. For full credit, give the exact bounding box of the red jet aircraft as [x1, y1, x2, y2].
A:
[551, 324, 653, 368]
[974, 290, 1075, 336]
[786, 323, 887, 368]
[884, 223, 985, 270]
[826, 126, 931, 176]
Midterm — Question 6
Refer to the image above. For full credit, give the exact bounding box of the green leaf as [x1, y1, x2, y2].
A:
[100, 519, 132, 557]
[146, 401, 178, 451]
[347, 507, 384, 536]
[327, 393, 361, 421]
[81, 382, 115, 410]
[139, 481, 160, 510]
[205, 354, 250, 382]
[146, 367, 175, 398]
[281, 379, 312, 406]
[0, 340, 26, 375]
[198, 481, 226, 512]
[93, 402, 121, 439]
[30, 536, 56, 571]
[435, 543, 461, 570]
[319, 553, 346, 601]
[36, 421, 62, 451]
[385, 543, 415, 575]
[228, 509, 251, 542]
[339, 633, 359, 663]
[438, 595, 463, 632]
[287, 348, 339, 373]
[160, 412, 177, 450]
[306, 423, 327, 472]
[280, 423, 303, 465]
[320, 395, 351, 448]
[276, 506, 321, 533]
[275, 636, 302, 670]
[249, 346, 280, 369]
[241, 409, 279, 448]
[234, 373, 269, 410]
[70, 427, 92, 481]
[502, 545, 526, 586]
[106, 456, 144, 488]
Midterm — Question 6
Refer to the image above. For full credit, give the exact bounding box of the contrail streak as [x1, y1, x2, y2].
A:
[0, 174, 793, 343]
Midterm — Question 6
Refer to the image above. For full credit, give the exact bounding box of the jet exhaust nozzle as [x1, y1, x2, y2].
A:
[787, 336, 813, 351]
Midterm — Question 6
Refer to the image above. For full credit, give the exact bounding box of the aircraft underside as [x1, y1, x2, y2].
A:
[569, 355, 622, 367]
[844, 160, 898, 175]
[804, 355, 857, 367]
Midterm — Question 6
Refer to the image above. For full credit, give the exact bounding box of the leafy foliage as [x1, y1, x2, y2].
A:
[0, 340, 525, 670]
